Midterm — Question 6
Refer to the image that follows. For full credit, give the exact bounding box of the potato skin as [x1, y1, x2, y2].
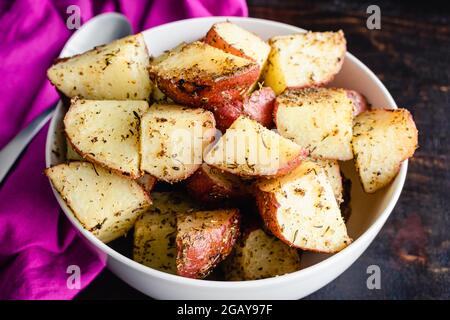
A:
[150, 64, 260, 109]
[346, 90, 369, 116]
[243, 87, 276, 128]
[176, 209, 240, 278]
[255, 191, 284, 242]
[211, 91, 245, 131]
[205, 27, 252, 61]
[211, 86, 276, 131]
[185, 164, 249, 204]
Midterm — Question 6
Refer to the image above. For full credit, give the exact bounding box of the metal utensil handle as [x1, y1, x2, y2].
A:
[0, 104, 56, 184]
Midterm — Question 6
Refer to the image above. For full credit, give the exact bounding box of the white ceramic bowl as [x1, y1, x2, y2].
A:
[46, 16, 405, 299]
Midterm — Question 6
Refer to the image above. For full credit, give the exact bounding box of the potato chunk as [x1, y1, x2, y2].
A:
[47, 34, 152, 100]
[140, 103, 216, 183]
[45, 162, 150, 243]
[176, 208, 240, 278]
[205, 21, 270, 84]
[149, 41, 259, 107]
[275, 88, 354, 160]
[64, 98, 149, 178]
[264, 31, 346, 94]
[255, 161, 351, 253]
[352, 109, 418, 193]
[205, 116, 308, 177]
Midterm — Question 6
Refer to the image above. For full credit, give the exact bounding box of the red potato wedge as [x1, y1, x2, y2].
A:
[140, 103, 216, 183]
[243, 86, 276, 128]
[205, 22, 271, 70]
[264, 31, 346, 94]
[255, 160, 352, 253]
[223, 228, 301, 281]
[211, 86, 276, 131]
[133, 192, 199, 274]
[275, 88, 354, 160]
[204, 116, 308, 177]
[149, 41, 260, 108]
[47, 34, 152, 100]
[64, 98, 149, 178]
[176, 209, 240, 279]
[46, 162, 151, 243]
[212, 93, 245, 132]
[352, 108, 418, 193]
[204, 21, 271, 89]
[185, 163, 250, 204]
[346, 90, 369, 116]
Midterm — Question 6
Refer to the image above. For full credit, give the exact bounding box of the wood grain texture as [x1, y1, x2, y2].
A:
[77, 0, 450, 299]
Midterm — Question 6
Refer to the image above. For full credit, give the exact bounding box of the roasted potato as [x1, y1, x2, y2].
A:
[47, 34, 152, 100]
[255, 160, 352, 253]
[311, 158, 343, 204]
[140, 103, 216, 183]
[205, 116, 308, 177]
[185, 163, 250, 204]
[223, 228, 301, 280]
[352, 109, 418, 193]
[149, 41, 259, 107]
[243, 86, 276, 128]
[264, 31, 346, 94]
[45, 162, 151, 243]
[205, 21, 271, 86]
[64, 98, 149, 178]
[346, 90, 369, 116]
[275, 88, 354, 160]
[210, 86, 276, 131]
[133, 192, 198, 274]
[211, 93, 245, 132]
[176, 208, 240, 278]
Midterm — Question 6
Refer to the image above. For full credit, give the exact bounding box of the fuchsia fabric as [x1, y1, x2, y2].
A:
[0, 0, 247, 300]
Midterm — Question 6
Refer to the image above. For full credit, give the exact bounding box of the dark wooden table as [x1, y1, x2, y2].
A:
[77, 0, 450, 300]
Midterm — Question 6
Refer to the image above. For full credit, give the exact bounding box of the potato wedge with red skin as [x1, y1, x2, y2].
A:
[186, 163, 250, 204]
[205, 22, 270, 70]
[149, 41, 259, 108]
[204, 22, 270, 89]
[255, 160, 351, 253]
[212, 87, 276, 131]
[212, 94, 244, 132]
[243, 87, 276, 128]
[205, 116, 308, 177]
[176, 209, 240, 279]
[346, 90, 369, 116]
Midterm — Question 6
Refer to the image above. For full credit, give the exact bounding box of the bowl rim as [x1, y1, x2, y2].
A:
[45, 16, 406, 288]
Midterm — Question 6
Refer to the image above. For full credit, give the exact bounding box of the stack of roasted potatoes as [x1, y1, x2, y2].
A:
[46, 22, 418, 280]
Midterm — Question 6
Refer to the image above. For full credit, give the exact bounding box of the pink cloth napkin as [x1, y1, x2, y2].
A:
[0, 0, 247, 300]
